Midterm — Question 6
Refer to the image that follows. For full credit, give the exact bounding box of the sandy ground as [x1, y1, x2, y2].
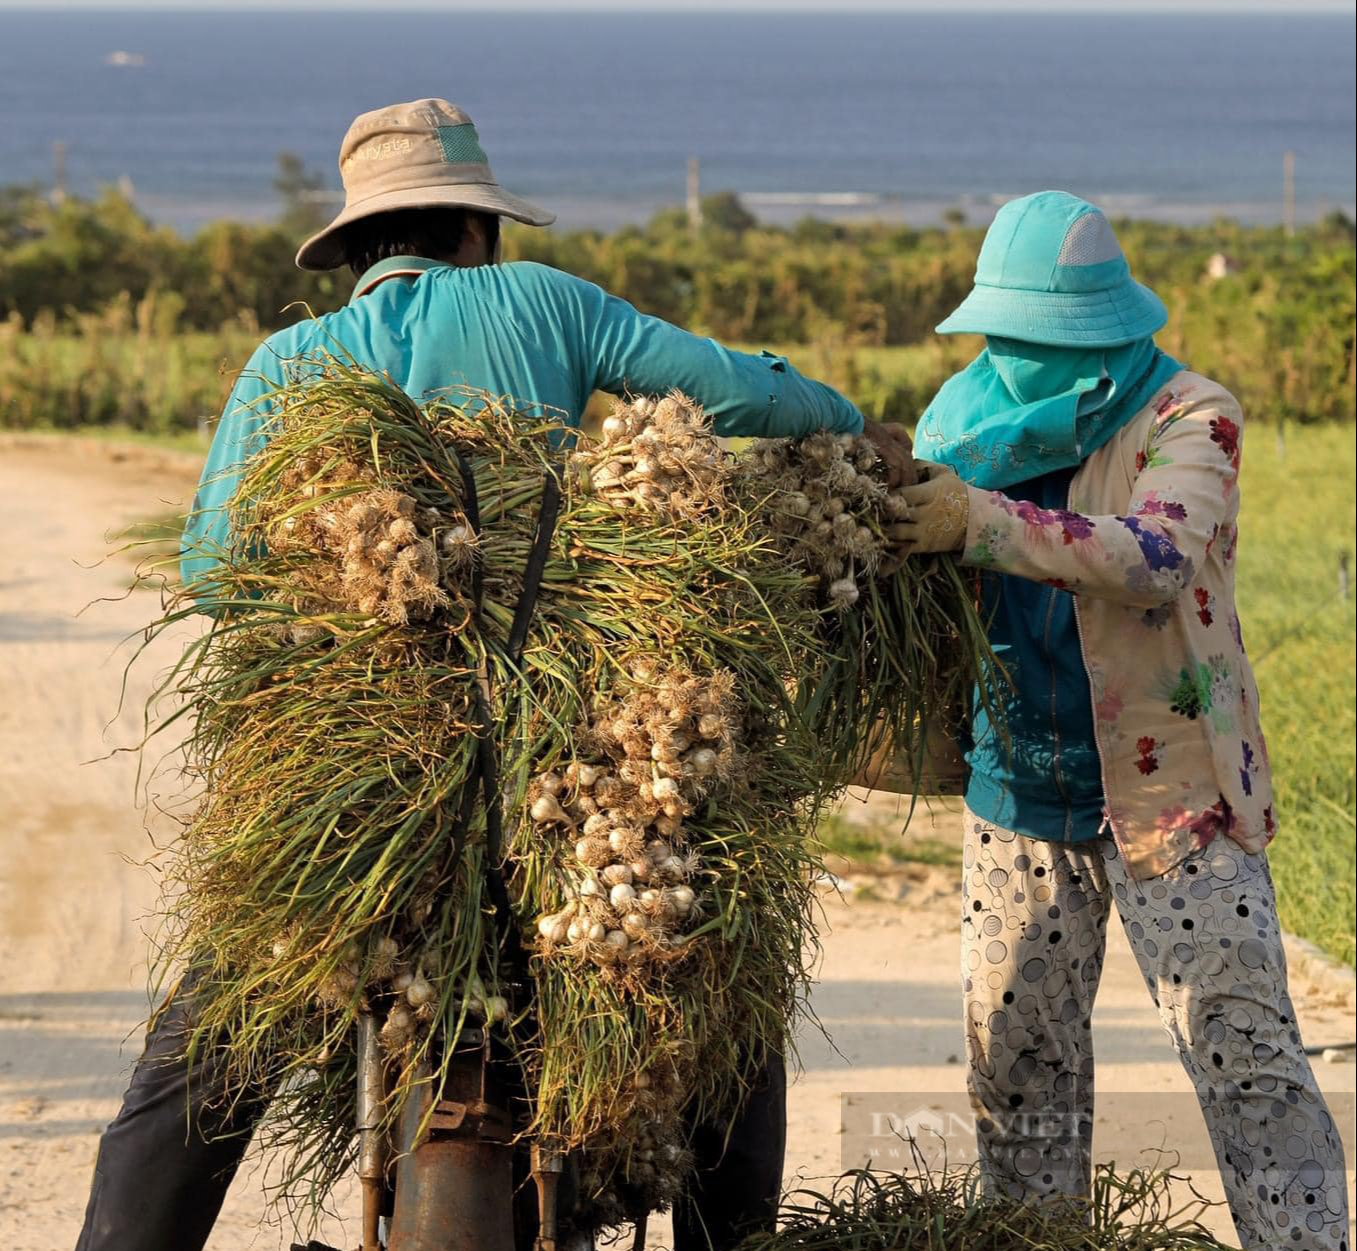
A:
[1, 436, 1353, 1250]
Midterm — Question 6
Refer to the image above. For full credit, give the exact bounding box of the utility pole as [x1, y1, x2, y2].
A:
[1283, 150, 1295, 238]
[52, 140, 68, 205]
[686, 156, 702, 231]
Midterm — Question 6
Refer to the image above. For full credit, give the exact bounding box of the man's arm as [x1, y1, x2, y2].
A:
[180, 345, 279, 590]
[536, 265, 865, 439]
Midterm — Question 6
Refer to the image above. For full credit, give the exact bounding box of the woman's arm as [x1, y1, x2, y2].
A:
[961, 386, 1243, 609]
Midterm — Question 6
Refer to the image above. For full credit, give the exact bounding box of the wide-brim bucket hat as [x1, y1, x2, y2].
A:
[297, 98, 554, 271]
[936, 191, 1166, 348]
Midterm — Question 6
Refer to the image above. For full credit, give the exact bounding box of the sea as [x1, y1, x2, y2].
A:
[0, 7, 1353, 233]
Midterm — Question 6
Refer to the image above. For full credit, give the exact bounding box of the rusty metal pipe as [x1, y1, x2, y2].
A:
[356, 1011, 389, 1251]
[387, 1044, 516, 1251]
[530, 1144, 565, 1251]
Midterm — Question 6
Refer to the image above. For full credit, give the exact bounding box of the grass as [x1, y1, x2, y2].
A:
[57, 423, 212, 455]
[0, 312, 253, 437]
[737, 1164, 1238, 1250]
[1234, 422, 1356, 966]
[115, 510, 187, 574]
[816, 810, 963, 870]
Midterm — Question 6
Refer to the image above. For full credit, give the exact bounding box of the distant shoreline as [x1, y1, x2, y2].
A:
[115, 189, 1357, 235]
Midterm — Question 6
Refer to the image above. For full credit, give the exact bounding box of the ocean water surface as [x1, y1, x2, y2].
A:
[0, 8, 1352, 231]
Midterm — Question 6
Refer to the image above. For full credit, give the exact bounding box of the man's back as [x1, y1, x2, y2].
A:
[264, 260, 594, 423]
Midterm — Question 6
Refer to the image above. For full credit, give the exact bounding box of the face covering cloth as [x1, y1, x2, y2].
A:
[914, 336, 1185, 490]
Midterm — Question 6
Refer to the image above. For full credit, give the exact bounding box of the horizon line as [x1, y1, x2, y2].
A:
[1, 2, 1352, 11]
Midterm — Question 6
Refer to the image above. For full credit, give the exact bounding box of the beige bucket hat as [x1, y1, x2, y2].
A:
[296, 98, 555, 270]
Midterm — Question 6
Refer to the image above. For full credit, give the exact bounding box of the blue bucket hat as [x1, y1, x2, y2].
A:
[936, 191, 1166, 348]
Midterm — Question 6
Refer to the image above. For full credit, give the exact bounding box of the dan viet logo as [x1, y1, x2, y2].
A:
[843, 1096, 980, 1168]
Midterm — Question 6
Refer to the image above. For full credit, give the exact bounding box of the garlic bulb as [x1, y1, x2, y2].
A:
[535, 771, 566, 796]
[538, 914, 570, 944]
[687, 747, 718, 777]
[530, 794, 572, 825]
[628, 858, 653, 883]
[828, 578, 860, 608]
[405, 974, 434, 1007]
[651, 777, 681, 803]
[576, 763, 603, 788]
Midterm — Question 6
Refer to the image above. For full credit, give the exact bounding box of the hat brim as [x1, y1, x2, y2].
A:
[296, 182, 555, 271]
[935, 280, 1167, 348]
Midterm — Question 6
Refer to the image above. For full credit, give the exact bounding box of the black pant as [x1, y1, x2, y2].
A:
[671, 1055, 786, 1250]
[74, 987, 271, 1251]
[75, 988, 785, 1251]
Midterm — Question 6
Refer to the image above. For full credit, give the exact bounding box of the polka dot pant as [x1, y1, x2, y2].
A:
[961, 810, 1349, 1250]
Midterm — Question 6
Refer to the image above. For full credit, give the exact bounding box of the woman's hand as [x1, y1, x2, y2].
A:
[861, 420, 917, 490]
[882, 462, 970, 567]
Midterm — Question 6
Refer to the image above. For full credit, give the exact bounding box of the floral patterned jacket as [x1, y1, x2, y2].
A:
[962, 371, 1272, 879]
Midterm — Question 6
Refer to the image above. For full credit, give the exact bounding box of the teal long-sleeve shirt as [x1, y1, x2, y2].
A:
[182, 256, 863, 584]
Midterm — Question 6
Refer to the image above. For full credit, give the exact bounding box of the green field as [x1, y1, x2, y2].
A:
[1234, 423, 1356, 965]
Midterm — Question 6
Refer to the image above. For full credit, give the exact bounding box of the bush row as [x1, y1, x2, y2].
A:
[1, 184, 1352, 430]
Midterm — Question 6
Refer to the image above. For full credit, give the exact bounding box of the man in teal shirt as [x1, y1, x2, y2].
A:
[184, 101, 893, 588]
[83, 98, 903, 1251]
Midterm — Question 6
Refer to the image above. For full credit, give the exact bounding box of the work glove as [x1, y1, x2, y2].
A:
[882, 461, 970, 569]
[861, 420, 917, 490]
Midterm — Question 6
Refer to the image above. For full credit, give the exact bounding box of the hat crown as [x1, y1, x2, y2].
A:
[976, 191, 1130, 296]
[296, 97, 554, 270]
[337, 98, 491, 194]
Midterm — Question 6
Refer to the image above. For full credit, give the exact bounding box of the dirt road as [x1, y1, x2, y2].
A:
[1, 437, 1352, 1250]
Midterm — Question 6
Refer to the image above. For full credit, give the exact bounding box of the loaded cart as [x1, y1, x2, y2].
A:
[144, 372, 990, 1249]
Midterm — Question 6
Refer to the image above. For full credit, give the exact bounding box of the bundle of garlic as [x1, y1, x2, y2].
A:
[572, 391, 729, 520]
[261, 459, 476, 626]
[577, 1096, 694, 1225]
[300, 926, 504, 1056]
[525, 659, 738, 977]
[742, 430, 915, 608]
[518, 661, 755, 1217]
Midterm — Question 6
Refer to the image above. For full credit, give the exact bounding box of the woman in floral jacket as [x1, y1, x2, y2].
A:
[891, 191, 1348, 1251]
